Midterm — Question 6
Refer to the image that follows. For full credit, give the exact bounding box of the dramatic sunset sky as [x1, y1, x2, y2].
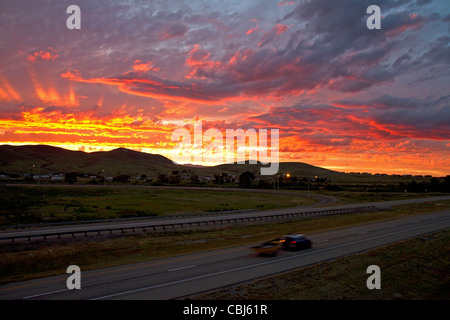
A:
[0, 0, 449, 175]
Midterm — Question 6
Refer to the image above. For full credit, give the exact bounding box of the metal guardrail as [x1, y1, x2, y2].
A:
[0, 206, 376, 243]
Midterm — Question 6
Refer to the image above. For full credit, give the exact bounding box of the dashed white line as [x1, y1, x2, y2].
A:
[168, 265, 197, 272]
[23, 288, 69, 300]
[91, 219, 449, 300]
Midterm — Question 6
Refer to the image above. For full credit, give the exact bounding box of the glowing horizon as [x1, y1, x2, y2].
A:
[1, 1, 449, 177]
[1, 141, 446, 177]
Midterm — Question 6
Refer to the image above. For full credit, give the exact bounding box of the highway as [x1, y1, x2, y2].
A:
[0, 208, 449, 300]
[2, 195, 450, 243]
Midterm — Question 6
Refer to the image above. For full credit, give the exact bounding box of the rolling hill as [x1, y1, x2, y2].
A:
[0, 144, 345, 178]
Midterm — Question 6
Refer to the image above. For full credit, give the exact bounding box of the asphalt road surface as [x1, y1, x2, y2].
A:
[0, 208, 449, 300]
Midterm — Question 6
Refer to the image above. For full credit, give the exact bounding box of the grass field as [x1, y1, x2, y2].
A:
[194, 228, 450, 300]
[1, 199, 449, 285]
[2, 185, 448, 226]
[318, 190, 447, 205]
[0, 186, 315, 225]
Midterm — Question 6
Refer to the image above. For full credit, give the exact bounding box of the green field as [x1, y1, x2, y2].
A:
[318, 190, 447, 205]
[0, 186, 315, 225]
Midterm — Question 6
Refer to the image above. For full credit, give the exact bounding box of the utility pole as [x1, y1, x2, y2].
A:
[307, 177, 310, 199]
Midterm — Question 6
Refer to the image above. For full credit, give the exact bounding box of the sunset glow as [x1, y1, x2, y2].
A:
[0, 0, 449, 176]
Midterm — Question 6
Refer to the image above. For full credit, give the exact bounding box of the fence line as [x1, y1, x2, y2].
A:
[0, 206, 376, 243]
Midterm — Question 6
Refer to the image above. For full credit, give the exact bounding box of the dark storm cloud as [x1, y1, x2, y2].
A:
[5, 0, 442, 102]
[334, 94, 450, 139]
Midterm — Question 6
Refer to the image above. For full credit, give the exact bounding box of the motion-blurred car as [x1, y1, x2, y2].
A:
[281, 234, 312, 251]
[251, 238, 282, 256]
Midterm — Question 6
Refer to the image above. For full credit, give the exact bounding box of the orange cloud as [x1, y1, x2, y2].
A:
[60, 70, 83, 81]
[27, 48, 59, 63]
[274, 23, 290, 35]
[246, 26, 259, 35]
[30, 69, 78, 106]
[0, 75, 21, 101]
[131, 60, 159, 73]
[2, 104, 449, 176]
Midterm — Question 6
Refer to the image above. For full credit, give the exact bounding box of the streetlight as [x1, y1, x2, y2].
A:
[286, 173, 291, 190]
[286, 172, 292, 190]
[307, 177, 310, 199]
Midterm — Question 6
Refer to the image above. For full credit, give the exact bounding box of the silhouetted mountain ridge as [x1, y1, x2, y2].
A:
[0, 144, 344, 178]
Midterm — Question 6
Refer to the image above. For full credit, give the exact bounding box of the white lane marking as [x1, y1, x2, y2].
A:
[91, 219, 450, 300]
[389, 225, 397, 228]
[23, 288, 69, 299]
[316, 239, 329, 243]
[357, 231, 367, 235]
[168, 265, 197, 272]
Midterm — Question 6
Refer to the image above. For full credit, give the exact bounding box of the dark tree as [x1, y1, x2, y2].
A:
[444, 176, 450, 192]
[64, 172, 78, 184]
[190, 175, 200, 184]
[157, 174, 168, 183]
[113, 175, 131, 183]
[239, 171, 255, 188]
